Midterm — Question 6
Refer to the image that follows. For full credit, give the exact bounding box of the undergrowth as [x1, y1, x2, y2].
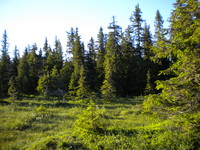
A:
[0, 98, 199, 149]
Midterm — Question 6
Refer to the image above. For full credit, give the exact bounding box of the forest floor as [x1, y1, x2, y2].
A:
[0, 97, 199, 150]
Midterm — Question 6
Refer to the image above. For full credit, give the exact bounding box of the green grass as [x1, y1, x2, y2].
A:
[0, 98, 199, 150]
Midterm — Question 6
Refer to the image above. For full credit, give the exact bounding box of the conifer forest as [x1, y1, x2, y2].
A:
[0, 0, 199, 149]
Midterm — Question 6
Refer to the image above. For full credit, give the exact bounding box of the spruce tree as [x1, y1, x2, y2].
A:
[0, 30, 11, 96]
[154, 10, 163, 40]
[129, 5, 148, 95]
[144, 0, 200, 112]
[66, 27, 75, 56]
[144, 70, 155, 95]
[37, 67, 60, 96]
[45, 45, 57, 74]
[11, 46, 20, 77]
[60, 61, 73, 93]
[85, 37, 97, 92]
[43, 38, 53, 73]
[37, 48, 44, 77]
[54, 37, 63, 70]
[68, 28, 85, 96]
[76, 65, 91, 99]
[8, 76, 19, 100]
[141, 23, 157, 94]
[27, 43, 40, 94]
[43, 37, 49, 59]
[120, 26, 135, 96]
[142, 23, 152, 60]
[153, 10, 170, 73]
[96, 27, 107, 90]
[101, 17, 122, 99]
[130, 4, 144, 56]
[17, 48, 30, 94]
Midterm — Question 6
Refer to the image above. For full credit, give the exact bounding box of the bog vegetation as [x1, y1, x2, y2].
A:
[0, 0, 199, 149]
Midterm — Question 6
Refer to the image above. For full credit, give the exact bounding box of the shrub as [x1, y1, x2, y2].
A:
[74, 101, 107, 138]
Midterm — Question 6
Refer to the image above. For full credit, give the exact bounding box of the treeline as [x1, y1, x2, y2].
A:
[0, 1, 198, 105]
[0, 5, 171, 99]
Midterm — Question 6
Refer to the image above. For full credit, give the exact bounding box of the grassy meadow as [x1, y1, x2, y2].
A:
[0, 97, 199, 150]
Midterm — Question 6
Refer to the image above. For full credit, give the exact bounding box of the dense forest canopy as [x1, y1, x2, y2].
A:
[0, 0, 199, 111]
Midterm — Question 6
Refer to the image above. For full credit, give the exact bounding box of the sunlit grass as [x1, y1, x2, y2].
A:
[0, 98, 199, 149]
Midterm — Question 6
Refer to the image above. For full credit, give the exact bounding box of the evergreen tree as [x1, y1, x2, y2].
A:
[120, 26, 135, 96]
[11, 46, 20, 77]
[130, 4, 144, 56]
[96, 27, 107, 91]
[141, 23, 157, 94]
[68, 28, 85, 96]
[43, 37, 50, 59]
[101, 17, 122, 99]
[26, 43, 40, 94]
[142, 23, 153, 60]
[144, 0, 200, 112]
[60, 61, 73, 93]
[66, 27, 75, 56]
[0, 30, 11, 96]
[37, 67, 60, 96]
[85, 37, 97, 92]
[37, 48, 44, 76]
[153, 10, 169, 61]
[43, 38, 52, 73]
[17, 48, 30, 94]
[45, 45, 57, 74]
[76, 65, 91, 99]
[8, 76, 19, 100]
[54, 37, 63, 70]
[128, 5, 149, 95]
[37, 73, 51, 96]
[153, 10, 171, 81]
[144, 70, 155, 95]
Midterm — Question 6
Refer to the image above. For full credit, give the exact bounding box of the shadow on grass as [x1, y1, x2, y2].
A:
[15, 101, 86, 109]
[0, 100, 10, 105]
[103, 128, 138, 137]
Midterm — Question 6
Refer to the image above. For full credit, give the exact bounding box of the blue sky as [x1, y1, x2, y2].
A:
[0, 0, 175, 55]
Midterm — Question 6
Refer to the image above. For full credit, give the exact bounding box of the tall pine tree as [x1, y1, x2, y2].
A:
[85, 37, 97, 92]
[153, 9, 171, 79]
[130, 4, 144, 56]
[17, 48, 30, 94]
[101, 17, 122, 99]
[96, 27, 107, 90]
[0, 30, 11, 96]
[144, 0, 200, 112]
[68, 28, 85, 97]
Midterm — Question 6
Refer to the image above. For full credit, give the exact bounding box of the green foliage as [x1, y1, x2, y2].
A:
[101, 17, 122, 99]
[1, 2, 200, 148]
[17, 49, 30, 94]
[0, 30, 11, 96]
[76, 65, 91, 99]
[144, 70, 155, 95]
[68, 28, 85, 97]
[85, 37, 98, 92]
[0, 98, 199, 149]
[96, 27, 107, 89]
[130, 4, 144, 50]
[36, 105, 46, 112]
[9, 111, 36, 131]
[37, 66, 64, 98]
[8, 76, 19, 100]
[145, 0, 200, 112]
[74, 101, 107, 137]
